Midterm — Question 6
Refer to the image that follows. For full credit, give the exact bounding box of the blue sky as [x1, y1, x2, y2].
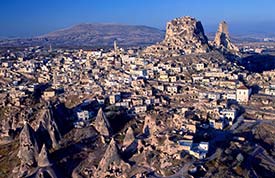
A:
[1, 0, 275, 37]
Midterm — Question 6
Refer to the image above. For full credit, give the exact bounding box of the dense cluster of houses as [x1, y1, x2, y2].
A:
[1, 45, 275, 160]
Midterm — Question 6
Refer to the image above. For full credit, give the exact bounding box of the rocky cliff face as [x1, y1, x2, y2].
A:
[213, 21, 239, 53]
[143, 16, 211, 56]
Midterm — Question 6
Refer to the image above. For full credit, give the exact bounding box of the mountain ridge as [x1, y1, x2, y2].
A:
[0, 23, 165, 48]
[0, 22, 273, 48]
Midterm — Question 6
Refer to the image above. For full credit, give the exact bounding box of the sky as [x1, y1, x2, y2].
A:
[0, 0, 275, 37]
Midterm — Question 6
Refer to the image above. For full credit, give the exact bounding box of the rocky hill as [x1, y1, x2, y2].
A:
[143, 16, 211, 57]
[143, 16, 242, 58]
[0, 24, 165, 48]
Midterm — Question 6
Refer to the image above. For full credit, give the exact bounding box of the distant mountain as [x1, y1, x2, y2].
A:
[207, 32, 275, 43]
[0, 24, 165, 48]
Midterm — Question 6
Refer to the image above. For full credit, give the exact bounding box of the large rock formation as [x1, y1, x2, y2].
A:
[143, 16, 211, 57]
[17, 123, 39, 176]
[213, 21, 239, 53]
[16, 124, 61, 178]
[95, 138, 130, 177]
[158, 134, 182, 155]
[33, 144, 60, 178]
[92, 108, 112, 137]
[35, 107, 61, 149]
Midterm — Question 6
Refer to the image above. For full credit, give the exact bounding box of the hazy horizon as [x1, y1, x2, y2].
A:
[1, 0, 275, 38]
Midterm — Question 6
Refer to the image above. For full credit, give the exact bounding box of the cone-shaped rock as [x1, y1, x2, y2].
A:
[18, 123, 39, 167]
[93, 108, 112, 137]
[122, 127, 135, 148]
[95, 138, 130, 177]
[213, 21, 239, 52]
[97, 138, 120, 171]
[36, 108, 61, 149]
[38, 144, 51, 167]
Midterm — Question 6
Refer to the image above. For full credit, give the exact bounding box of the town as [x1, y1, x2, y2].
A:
[0, 16, 275, 178]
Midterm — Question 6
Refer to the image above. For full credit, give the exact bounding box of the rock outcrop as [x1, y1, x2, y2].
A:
[158, 134, 182, 155]
[122, 127, 135, 148]
[92, 108, 112, 137]
[35, 107, 61, 149]
[142, 115, 157, 137]
[213, 21, 239, 53]
[17, 123, 39, 176]
[143, 16, 211, 57]
[95, 138, 130, 177]
[37, 144, 51, 167]
[34, 168, 59, 178]
[33, 144, 60, 178]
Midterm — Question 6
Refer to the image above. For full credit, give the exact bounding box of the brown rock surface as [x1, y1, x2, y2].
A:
[213, 21, 239, 53]
[18, 123, 39, 167]
[122, 127, 135, 148]
[17, 123, 39, 177]
[95, 138, 130, 177]
[37, 144, 51, 167]
[35, 107, 61, 149]
[143, 16, 211, 56]
[92, 108, 112, 137]
[142, 115, 157, 136]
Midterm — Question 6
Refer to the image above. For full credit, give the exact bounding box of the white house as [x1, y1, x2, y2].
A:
[109, 93, 121, 105]
[195, 63, 205, 71]
[226, 93, 237, 100]
[265, 86, 275, 96]
[76, 110, 90, 121]
[207, 92, 221, 100]
[198, 142, 209, 152]
[220, 109, 237, 125]
[134, 106, 147, 113]
[166, 86, 178, 94]
[178, 140, 193, 151]
[236, 85, 251, 103]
